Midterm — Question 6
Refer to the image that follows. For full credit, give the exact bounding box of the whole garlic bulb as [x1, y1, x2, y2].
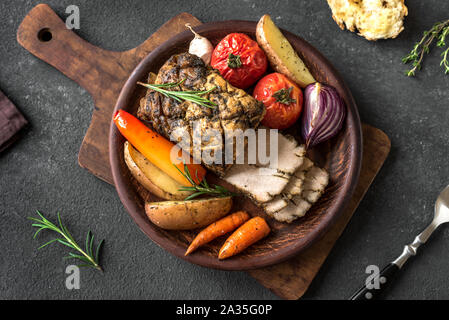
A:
[186, 23, 213, 65]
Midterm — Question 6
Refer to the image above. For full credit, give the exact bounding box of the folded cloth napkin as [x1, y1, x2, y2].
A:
[0, 90, 28, 152]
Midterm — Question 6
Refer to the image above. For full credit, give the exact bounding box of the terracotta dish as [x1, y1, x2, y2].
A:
[109, 20, 362, 270]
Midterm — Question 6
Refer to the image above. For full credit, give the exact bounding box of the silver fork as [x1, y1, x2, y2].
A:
[350, 185, 449, 300]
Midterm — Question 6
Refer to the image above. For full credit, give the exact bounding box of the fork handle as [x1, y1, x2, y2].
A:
[350, 221, 439, 300]
[349, 234, 424, 300]
[349, 263, 399, 300]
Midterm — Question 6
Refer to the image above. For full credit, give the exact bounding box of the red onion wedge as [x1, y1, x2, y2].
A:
[301, 82, 346, 148]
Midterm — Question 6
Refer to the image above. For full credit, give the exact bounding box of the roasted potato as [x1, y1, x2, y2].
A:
[145, 197, 233, 230]
[124, 141, 192, 200]
[256, 14, 316, 88]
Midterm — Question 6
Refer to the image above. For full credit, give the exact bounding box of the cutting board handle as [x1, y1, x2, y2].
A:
[17, 4, 201, 183]
[17, 4, 200, 108]
[16, 4, 126, 102]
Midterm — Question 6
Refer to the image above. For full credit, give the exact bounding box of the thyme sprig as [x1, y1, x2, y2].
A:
[137, 79, 217, 109]
[175, 164, 237, 200]
[403, 19, 449, 76]
[28, 211, 104, 272]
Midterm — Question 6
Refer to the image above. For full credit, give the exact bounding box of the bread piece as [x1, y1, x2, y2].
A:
[327, 0, 408, 40]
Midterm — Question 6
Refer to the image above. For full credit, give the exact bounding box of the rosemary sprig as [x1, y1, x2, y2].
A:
[28, 211, 104, 272]
[137, 79, 217, 109]
[175, 164, 237, 200]
[402, 19, 449, 76]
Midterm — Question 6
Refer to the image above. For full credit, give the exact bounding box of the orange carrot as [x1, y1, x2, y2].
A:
[218, 216, 270, 260]
[113, 110, 206, 187]
[185, 211, 250, 256]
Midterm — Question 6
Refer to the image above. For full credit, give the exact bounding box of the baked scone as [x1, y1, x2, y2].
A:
[327, 0, 408, 40]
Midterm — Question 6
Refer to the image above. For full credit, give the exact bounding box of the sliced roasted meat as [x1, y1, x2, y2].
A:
[254, 127, 306, 174]
[264, 159, 329, 223]
[223, 131, 306, 203]
[271, 197, 312, 223]
[223, 165, 290, 203]
[281, 157, 313, 197]
[302, 166, 329, 203]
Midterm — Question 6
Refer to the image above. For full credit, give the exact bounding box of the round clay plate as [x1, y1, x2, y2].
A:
[109, 20, 362, 270]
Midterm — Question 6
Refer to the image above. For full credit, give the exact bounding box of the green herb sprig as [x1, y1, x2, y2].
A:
[29, 211, 104, 272]
[273, 87, 296, 105]
[138, 79, 217, 109]
[403, 19, 449, 76]
[227, 53, 242, 69]
[175, 164, 237, 200]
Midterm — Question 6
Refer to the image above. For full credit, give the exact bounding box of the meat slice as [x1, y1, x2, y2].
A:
[263, 196, 289, 214]
[254, 127, 306, 174]
[223, 165, 290, 203]
[271, 197, 312, 223]
[262, 157, 313, 214]
[222, 130, 306, 203]
[265, 160, 329, 223]
[302, 166, 329, 203]
[137, 52, 265, 176]
[281, 157, 314, 198]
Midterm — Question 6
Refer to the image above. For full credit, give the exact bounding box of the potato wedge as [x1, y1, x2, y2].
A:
[145, 197, 233, 230]
[124, 141, 192, 200]
[256, 14, 316, 88]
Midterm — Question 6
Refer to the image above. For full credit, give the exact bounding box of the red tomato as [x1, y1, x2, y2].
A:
[211, 33, 267, 89]
[253, 73, 303, 129]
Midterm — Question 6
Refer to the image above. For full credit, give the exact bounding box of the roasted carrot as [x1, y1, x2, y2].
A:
[185, 211, 250, 256]
[218, 216, 270, 260]
[113, 110, 206, 187]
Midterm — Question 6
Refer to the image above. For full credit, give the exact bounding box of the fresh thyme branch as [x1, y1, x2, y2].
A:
[403, 19, 449, 76]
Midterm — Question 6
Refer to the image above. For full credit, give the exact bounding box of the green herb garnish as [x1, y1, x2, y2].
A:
[227, 53, 242, 69]
[175, 164, 237, 200]
[403, 19, 449, 76]
[138, 79, 217, 109]
[29, 211, 104, 272]
[273, 87, 296, 105]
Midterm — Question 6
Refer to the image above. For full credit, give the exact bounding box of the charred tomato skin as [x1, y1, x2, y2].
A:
[211, 33, 268, 89]
[253, 72, 303, 129]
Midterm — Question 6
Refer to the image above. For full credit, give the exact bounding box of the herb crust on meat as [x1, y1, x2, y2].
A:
[137, 52, 265, 176]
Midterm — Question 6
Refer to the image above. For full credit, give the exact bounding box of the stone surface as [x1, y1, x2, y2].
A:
[1, 0, 448, 300]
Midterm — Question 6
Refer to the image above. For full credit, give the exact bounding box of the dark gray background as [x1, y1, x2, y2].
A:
[1, 0, 448, 300]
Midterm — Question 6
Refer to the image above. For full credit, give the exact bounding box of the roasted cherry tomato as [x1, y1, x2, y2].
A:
[211, 33, 267, 89]
[253, 73, 303, 129]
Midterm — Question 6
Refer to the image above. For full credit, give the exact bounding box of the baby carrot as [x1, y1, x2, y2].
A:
[113, 109, 206, 187]
[185, 211, 250, 256]
[218, 216, 270, 260]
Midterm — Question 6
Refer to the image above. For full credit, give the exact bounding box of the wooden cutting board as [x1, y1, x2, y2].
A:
[17, 4, 390, 299]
